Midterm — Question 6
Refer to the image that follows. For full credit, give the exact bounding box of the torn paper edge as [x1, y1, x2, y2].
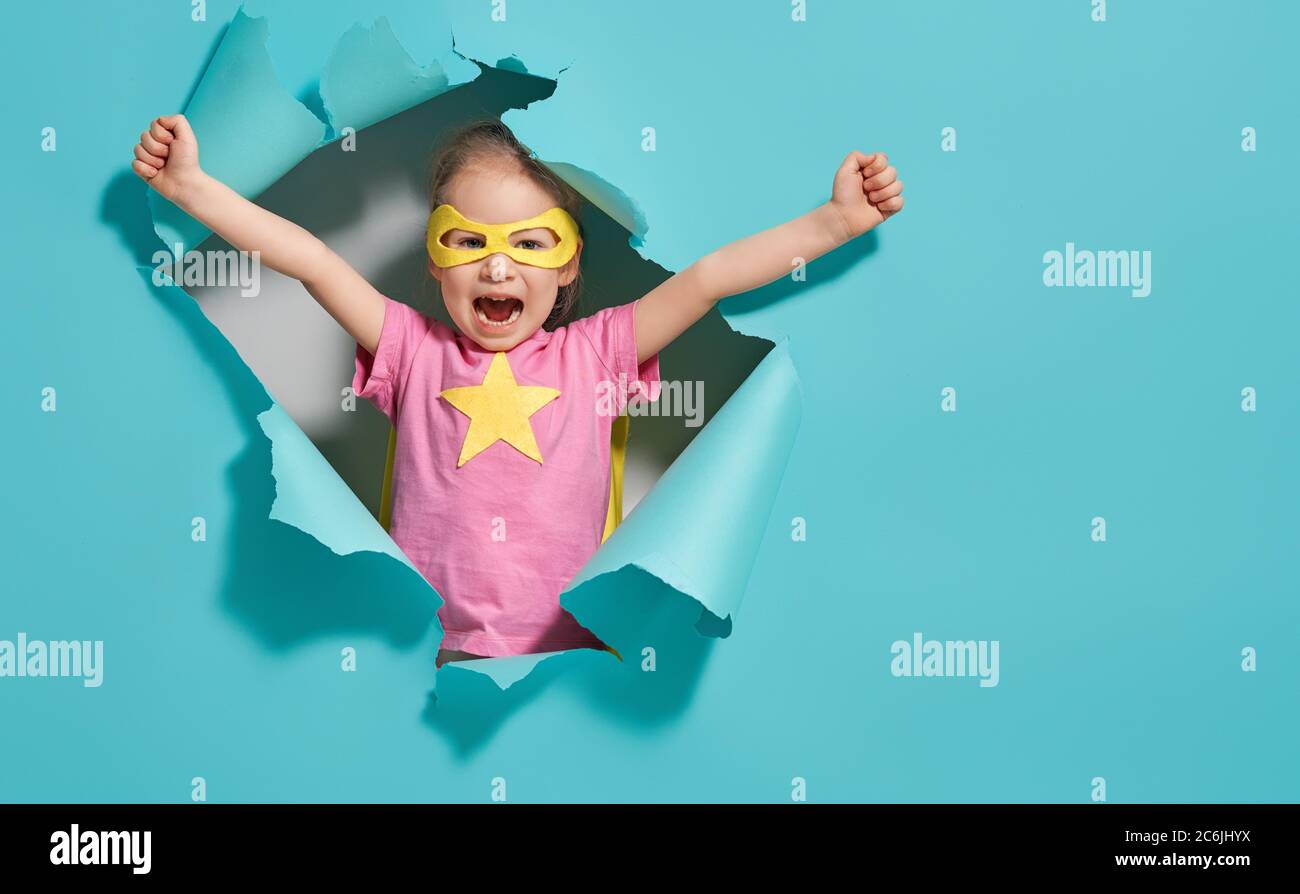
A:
[146, 6, 805, 696]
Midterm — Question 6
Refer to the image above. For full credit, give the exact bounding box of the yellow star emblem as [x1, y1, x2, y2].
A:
[439, 351, 561, 467]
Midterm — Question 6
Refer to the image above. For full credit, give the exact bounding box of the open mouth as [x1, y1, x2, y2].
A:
[473, 296, 523, 329]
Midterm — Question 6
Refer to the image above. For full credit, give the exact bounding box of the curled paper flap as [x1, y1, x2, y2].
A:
[562, 339, 802, 630]
[147, 9, 328, 254]
[259, 403, 420, 573]
[545, 161, 649, 251]
[320, 16, 479, 136]
[149, 7, 474, 254]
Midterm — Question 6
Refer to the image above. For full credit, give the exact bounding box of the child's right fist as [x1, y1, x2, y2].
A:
[131, 114, 201, 204]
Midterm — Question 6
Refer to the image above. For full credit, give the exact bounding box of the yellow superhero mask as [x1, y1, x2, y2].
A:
[426, 204, 580, 269]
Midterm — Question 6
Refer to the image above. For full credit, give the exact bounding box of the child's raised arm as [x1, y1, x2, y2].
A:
[634, 151, 903, 365]
[132, 114, 386, 354]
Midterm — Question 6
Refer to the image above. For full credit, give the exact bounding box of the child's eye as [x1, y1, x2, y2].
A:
[458, 237, 484, 249]
[516, 239, 545, 250]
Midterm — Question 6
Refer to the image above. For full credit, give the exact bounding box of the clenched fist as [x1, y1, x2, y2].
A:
[131, 114, 202, 204]
[829, 150, 904, 238]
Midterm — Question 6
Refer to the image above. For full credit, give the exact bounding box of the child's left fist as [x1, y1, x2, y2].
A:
[829, 150, 904, 238]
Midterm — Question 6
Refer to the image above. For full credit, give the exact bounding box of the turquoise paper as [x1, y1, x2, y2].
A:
[3, 0, 1296, 803]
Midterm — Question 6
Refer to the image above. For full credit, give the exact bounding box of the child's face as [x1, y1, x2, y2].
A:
[428, 162, 581, 351]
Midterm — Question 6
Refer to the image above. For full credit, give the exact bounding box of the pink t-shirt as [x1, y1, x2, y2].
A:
[353, 295, 661, 657]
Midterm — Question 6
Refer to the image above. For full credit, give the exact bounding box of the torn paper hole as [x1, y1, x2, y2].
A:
[148, 8, 801, 698]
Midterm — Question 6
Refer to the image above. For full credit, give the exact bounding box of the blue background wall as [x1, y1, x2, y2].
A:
[2, 0, 1296, 802]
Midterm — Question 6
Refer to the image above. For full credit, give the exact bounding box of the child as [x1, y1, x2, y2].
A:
[132, 116, 904, 668]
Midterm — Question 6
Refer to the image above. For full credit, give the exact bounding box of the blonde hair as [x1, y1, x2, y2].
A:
[427, 119, 585, 330]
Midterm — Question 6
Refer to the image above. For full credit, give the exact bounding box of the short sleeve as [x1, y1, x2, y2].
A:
[353, 295, 436, 424]
[573, 299, 662, 411]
